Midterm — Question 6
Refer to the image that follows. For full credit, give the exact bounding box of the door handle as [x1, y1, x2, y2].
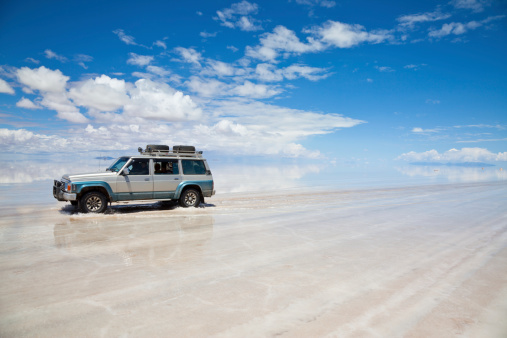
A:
[145, 178, 150, 181]
[174, 178, 180, 180]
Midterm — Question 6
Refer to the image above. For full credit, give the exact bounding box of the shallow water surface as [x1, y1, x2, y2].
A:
[1, 159, 507, 337]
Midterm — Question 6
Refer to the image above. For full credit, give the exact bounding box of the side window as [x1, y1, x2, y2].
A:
[181, 160, 206, 175]
[126, 159, 150, 175]
[154, 159, 179, 175]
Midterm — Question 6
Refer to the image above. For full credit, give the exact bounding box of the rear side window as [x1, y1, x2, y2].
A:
[181, 160, 206, 175]
[154, 159, 179, 175]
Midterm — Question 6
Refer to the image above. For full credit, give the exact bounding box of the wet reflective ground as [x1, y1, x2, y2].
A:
[1, 178, 507, 336]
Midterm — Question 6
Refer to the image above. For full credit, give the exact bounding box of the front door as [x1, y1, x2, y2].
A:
[116, 158, 153, 200]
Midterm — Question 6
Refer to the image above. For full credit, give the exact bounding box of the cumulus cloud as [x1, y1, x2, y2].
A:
[16, 97, 41, 109]
[69, 75, 130, 112]
[127, 53, 154, 66]
[16, 66, 69, 93]
[0, 78, 15, 94]
[397, 148, 507, 163]
[14, 66, 88, 123]
[215, 1, 262, 31]
[124, 79, 203, 121]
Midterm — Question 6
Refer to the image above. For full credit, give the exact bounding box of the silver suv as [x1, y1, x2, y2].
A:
[53, 145, 215, 213]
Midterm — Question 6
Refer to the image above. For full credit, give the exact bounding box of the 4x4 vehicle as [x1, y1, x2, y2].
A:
[53, 145, 215, 213]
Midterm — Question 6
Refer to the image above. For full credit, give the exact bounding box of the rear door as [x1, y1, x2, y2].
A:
[152, 159, 181, 199]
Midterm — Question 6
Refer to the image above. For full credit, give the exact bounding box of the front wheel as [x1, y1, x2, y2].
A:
[179, 189, 201, 208]
[80, 191, 107, 213]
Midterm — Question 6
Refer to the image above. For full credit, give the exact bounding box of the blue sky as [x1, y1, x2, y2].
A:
[0, 0, 506, 165]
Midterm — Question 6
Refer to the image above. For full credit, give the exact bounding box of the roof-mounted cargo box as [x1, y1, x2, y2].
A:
[173, 145, 196, 153]
[145, 144, 170, 153]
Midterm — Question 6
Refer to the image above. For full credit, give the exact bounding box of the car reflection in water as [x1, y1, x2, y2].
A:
[53, 211, 215, 268]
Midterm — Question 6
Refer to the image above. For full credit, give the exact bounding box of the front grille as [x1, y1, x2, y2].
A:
[54, 180, 65, 191]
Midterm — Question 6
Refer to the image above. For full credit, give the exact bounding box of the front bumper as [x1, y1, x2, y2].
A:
[53, 181, 77, 201]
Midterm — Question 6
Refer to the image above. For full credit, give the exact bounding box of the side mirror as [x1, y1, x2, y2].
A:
[121, 168, 130, 175]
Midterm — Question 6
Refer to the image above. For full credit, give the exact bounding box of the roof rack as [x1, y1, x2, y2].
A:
[137, 145, 203, 158]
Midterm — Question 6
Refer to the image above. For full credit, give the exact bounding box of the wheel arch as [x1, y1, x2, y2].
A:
[175, 183, 204, 200]
[75, 182, 113, 202]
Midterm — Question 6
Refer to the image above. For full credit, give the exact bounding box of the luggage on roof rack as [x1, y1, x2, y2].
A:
[173, 145, 195, 153]
[146, 144, 170, 152]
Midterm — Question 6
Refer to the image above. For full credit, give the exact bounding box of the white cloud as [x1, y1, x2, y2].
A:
[186, 76, 228, 97]
[230, 81, 282, 98]
[397, 11, 451, 29]
[74, 54, 93, 69]
[113, 29, 138, 45]
[375, 66, 394, 72]
[312, 21, 392, 48]
[295, 0, 336, 8]
[154, 40, 167, 49]
[25, 57, 40, 64]
[16, 66, 69, 93]
[254, 63, 330, 82]
[215, 1, 262, 31]
[412, 127, 441, 133]
[397, 147, 507, 163]
[203, 60, 237, 77]
[124, 79, 203, 121]
[44, 49, 68, 62]
[0, 78, 15, 94]
[16, 97, 41, 109]
[68, 75, 130, 112]
[127, 53, 154, 66]
[146, 65, 172, 77]
[41, 92, 88, 123]
[15, 66, 89, 123]
[246, 26, 324, 62]
[173, 47, 202, 66]
[451, 0, 490, 12]
[227, 45, 239, 52]
[428, 16, 504, 38]
[200, 31, 218, 38]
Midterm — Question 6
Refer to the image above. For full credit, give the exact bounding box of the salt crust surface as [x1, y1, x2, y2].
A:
[1, 181, 506, 337]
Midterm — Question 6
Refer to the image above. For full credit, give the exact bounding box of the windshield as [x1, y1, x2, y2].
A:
[106, 157, 130, 172]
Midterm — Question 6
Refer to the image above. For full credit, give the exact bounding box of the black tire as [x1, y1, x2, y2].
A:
[179, 188, 201, 208]
[80, 191, 107, 213]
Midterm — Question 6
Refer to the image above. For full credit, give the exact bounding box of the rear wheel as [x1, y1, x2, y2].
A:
[80, 191, 107, 213]
[179, 189, 201, 208]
